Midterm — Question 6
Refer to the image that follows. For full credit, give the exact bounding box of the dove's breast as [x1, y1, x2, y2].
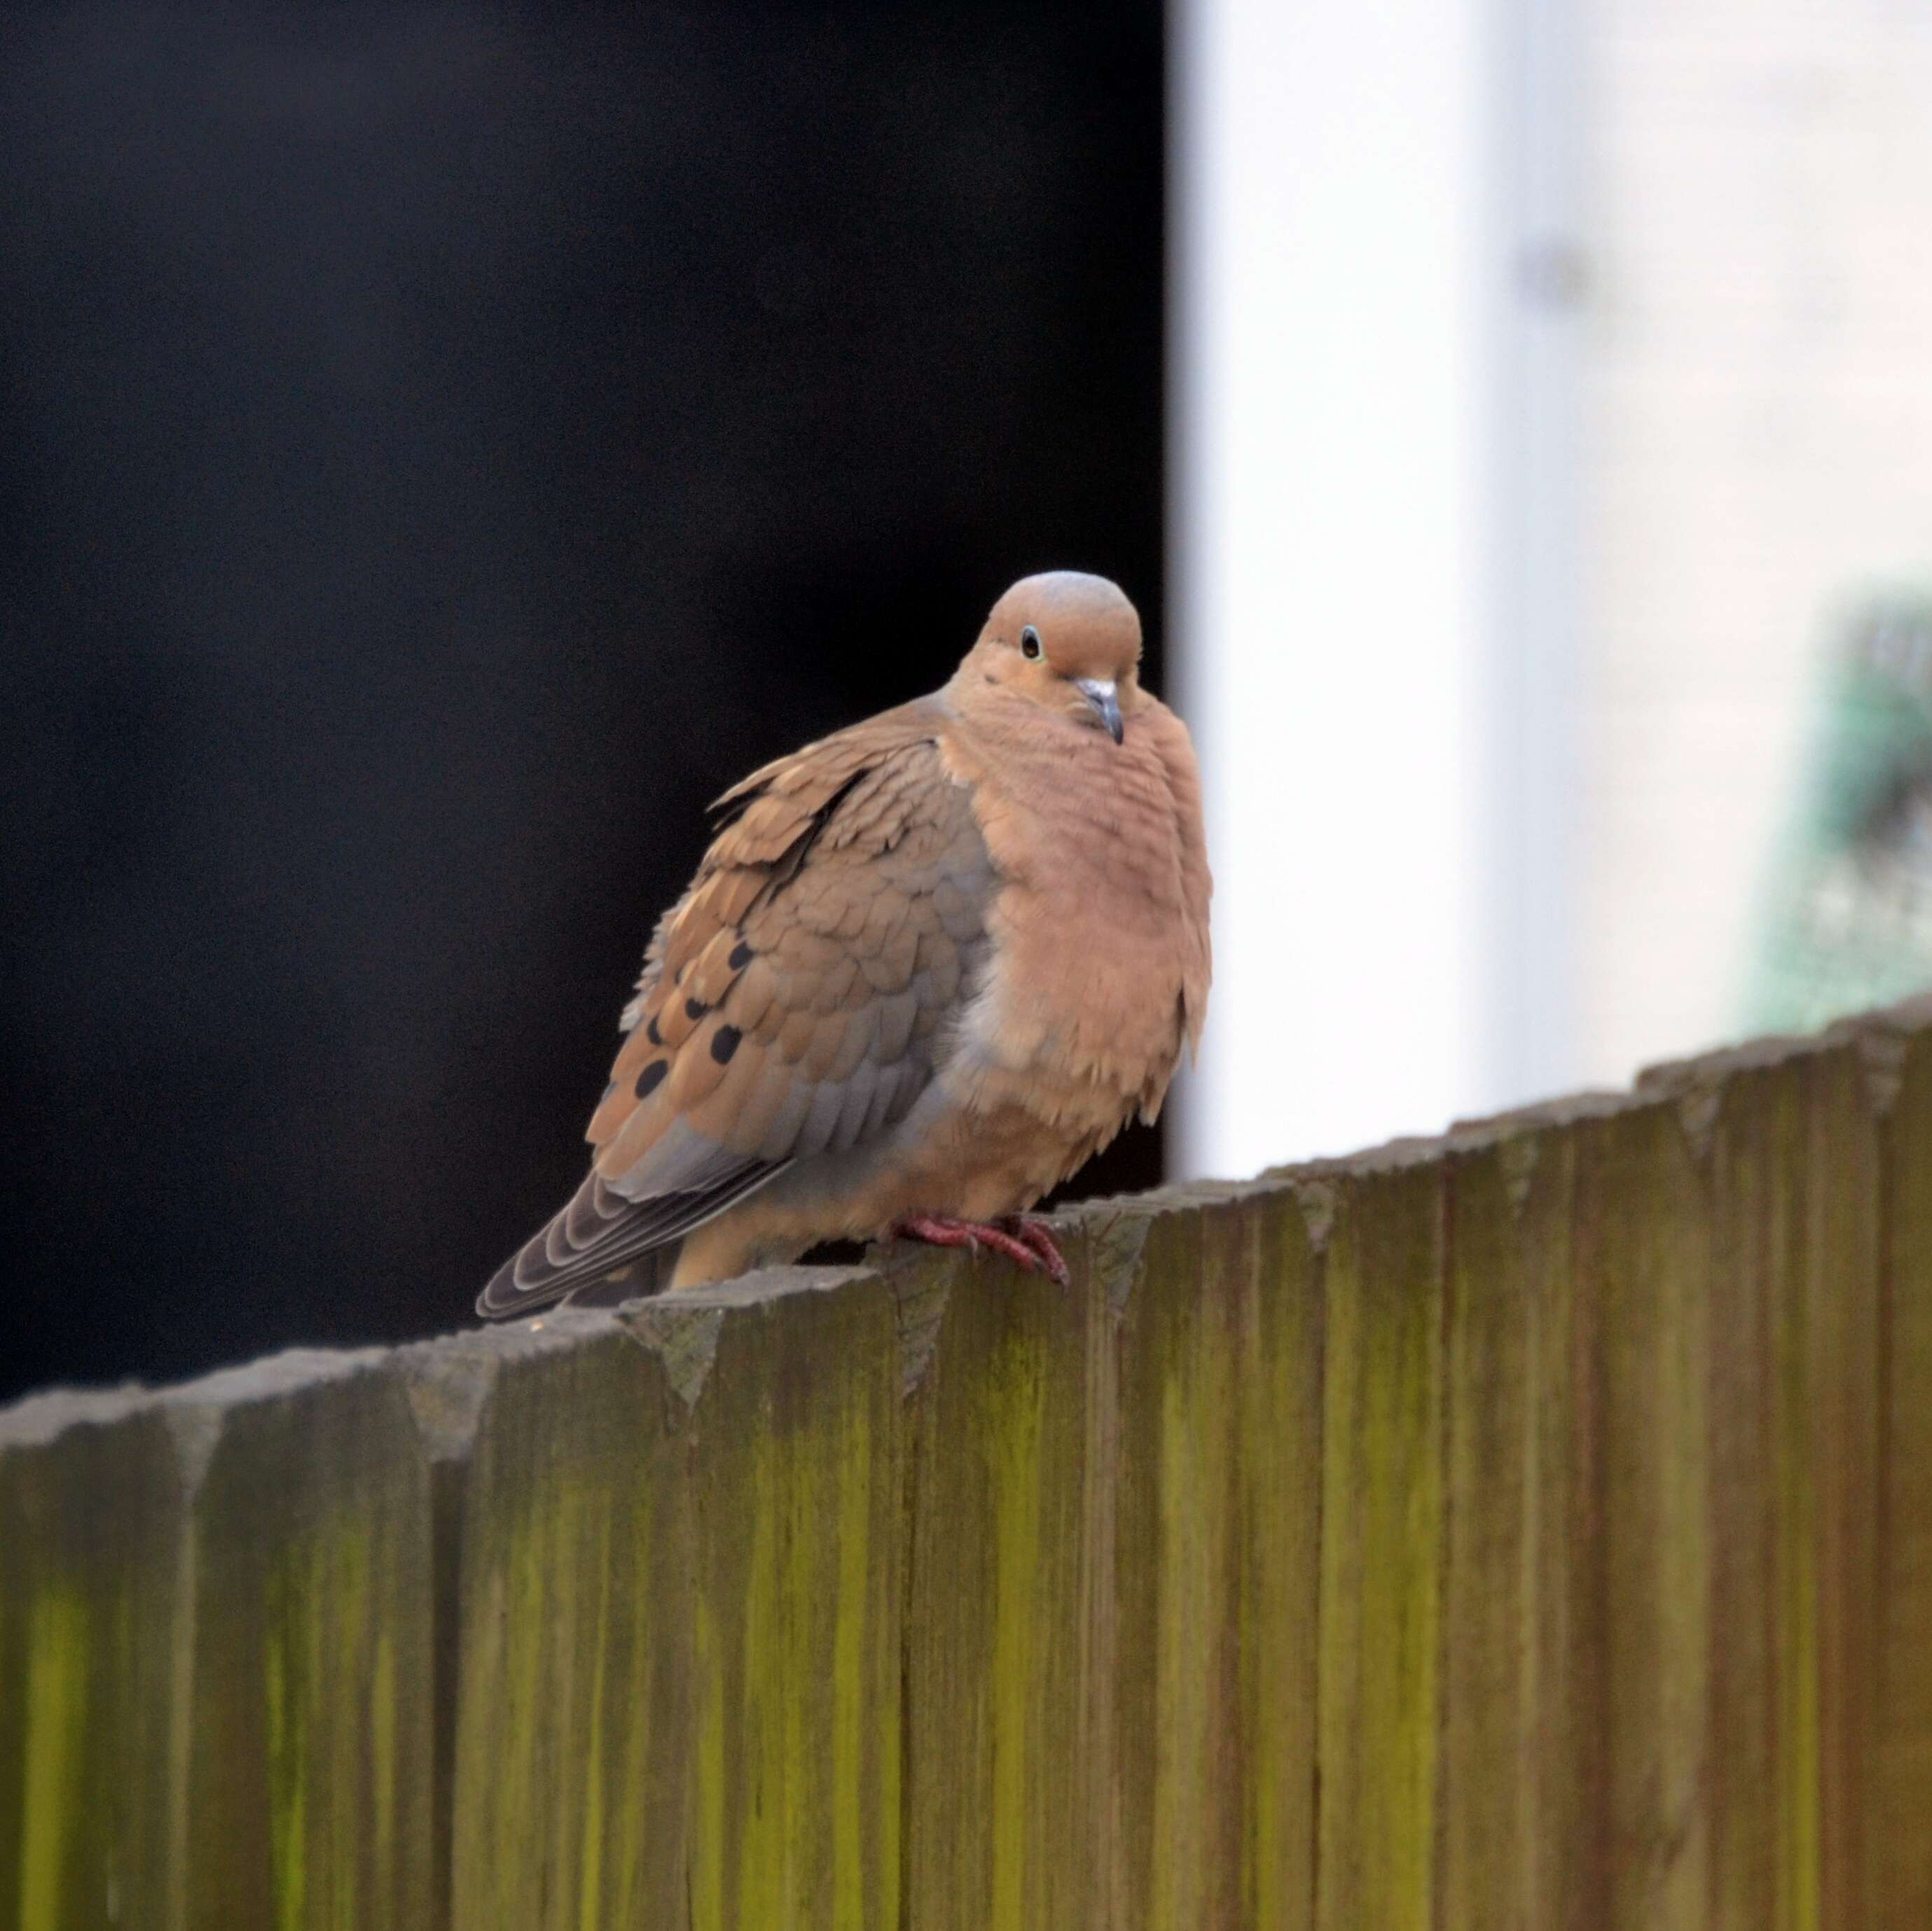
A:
[938, 698, 1211, 1172]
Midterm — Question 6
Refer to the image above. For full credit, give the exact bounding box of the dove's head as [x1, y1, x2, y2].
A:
[957, 571, 1145, 744]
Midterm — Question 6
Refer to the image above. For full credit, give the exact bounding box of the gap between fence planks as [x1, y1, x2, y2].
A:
[6, 995, 1932, 1931]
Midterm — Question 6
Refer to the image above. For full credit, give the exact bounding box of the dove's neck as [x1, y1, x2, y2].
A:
[946, 671, 1136, 758]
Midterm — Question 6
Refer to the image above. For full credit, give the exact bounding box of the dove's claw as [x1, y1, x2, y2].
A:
[890, 1214, 1066, 1285]
[1000, 1215, 1072, 1287]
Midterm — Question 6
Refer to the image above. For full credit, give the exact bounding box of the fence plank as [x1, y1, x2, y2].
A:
[394, 1329, 517, 1931]
[897, 1184, 1326, 1931]
[1112, 1198, 1243, 1931]
[450, 1271, 902, 1931]
[649, 1268, 904, 1931]
[1519, 1115, 1590, 1931]
[1312, 1156, 1446, 1931]
[1109, 1190, 1313, 1931]
[898, 1229, 1099, 1931]
[166, 1349, 436, 1931]
[448, 1310, 696, 1929]
[1697, 1051, 1812, 1931]
[1874, 1011, 1932, 1927]
[0, 1391, 185, 1931]
[1805, 1036, 1884, 1931]
[1567, 1095, 1714, 1929]
[1436, 1114, 1571, 1931]
[1231, 1187, 1324, 1931]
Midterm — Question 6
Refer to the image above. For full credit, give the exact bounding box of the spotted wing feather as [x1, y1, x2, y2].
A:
[478, 699, 992, 1316]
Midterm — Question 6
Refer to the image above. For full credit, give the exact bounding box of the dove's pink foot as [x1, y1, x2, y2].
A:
[890, 1213, 1070, 1287]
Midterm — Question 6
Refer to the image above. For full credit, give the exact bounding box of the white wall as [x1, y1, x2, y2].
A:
[1171, 0, 1571, 1177]
[1578, 1, 1932, 1085]
[1171, 0, 1932, 1180]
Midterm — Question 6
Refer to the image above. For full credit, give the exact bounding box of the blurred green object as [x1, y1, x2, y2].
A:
[1748, 593, 1932, 1034]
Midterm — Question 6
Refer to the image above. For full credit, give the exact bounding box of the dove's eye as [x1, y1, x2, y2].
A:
[1019, 626, 1042, 660]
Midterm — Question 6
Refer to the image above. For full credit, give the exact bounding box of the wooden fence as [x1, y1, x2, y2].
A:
[6, 995, 1932, 1930]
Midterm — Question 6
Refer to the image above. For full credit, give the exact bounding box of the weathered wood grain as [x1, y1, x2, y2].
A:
[446, 1309, 696, 1930]
[649, 1268, 903, 1931]
[449, 1270, 902, 1931]
[1683, 1047, 1814, 1931]
[1805, 1033, 1885, 1931]
[1435, 1113, 1568, 1931]
[1870, 1004, 1932, 1927]
[1109, 1186, 1323, 1931]
[6, 997, 1932, 1931]
[1227, 1185, 1324, 1931]
[2, 1354, 441, 1931]
[167, 1349, 436, 1931]
[897, 1182, 1323, 1931]
[394, 1326, 523, 1931]
[1517, 1112, 1592, 1931]
[0, 1390, 184, 1931]
[1111, 1198, 1246, 1931]
[1564, 1088, 1715, 1928]
[1311, 1154, 1445, 1931]
[897, 1226, 1098, 1931]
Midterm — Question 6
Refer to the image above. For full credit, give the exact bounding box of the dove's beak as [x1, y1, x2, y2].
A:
[1075, 679, 1124, 744]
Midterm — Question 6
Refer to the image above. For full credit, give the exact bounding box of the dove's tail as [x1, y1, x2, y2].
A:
[476, 1173, 683, 1320]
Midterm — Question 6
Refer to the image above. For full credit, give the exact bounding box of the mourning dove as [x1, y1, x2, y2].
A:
[478, 569, 1210, 1315]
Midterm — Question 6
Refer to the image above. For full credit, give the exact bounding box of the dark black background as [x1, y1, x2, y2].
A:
[1, 1, 1165, 1401]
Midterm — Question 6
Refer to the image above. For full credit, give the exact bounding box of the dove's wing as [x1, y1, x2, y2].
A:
[478, 698, 994, 1316]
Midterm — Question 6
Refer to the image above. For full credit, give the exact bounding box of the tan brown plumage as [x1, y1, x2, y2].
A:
[478, 569, 1210, 1316]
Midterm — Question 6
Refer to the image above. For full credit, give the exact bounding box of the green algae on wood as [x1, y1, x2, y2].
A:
[1, 1356, 434, 1931]
[448, 1313, 695, 1931]
[392, 1331, 517, 1931]
[1311, 1156, 1445, 1931]
[898, 1233, 1098, 1931]
[1138, 1204, 1243, 1931]
[166, 1350, 436, 1931]
[0, 1391, 185, 1931]
[9, 997, 1932, 1929]
[1436, 1121, 1566, 1931]
[1110, 1184, 1325, 1931]
[1234, 1188, 1325, 1931]
[450, 1271, 904, 1931]
[663, 1268, 904, 1931]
